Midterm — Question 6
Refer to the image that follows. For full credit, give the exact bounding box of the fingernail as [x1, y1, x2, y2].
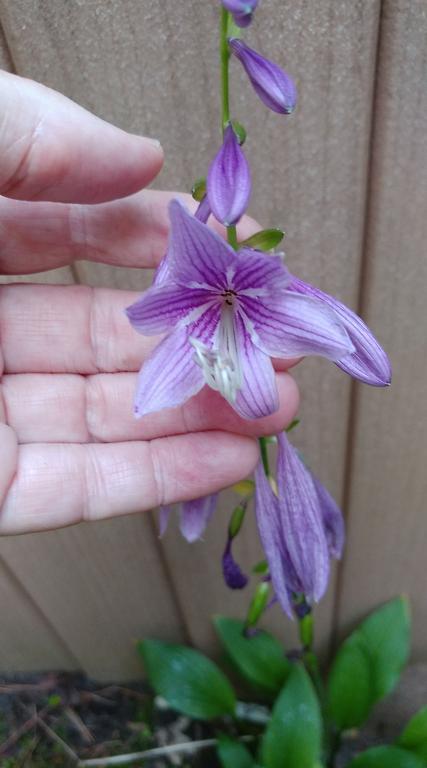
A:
[145, 137, 162, 149]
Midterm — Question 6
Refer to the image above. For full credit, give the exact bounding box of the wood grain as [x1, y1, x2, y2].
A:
[0, 0, 389, 674]
[334, 0, 427, 657]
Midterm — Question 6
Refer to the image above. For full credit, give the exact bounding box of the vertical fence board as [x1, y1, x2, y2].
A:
[0, 0, 381, 672]
[335, 0, 427, 657]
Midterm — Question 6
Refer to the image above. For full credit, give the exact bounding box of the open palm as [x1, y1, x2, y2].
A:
[0, 71, 298, 535]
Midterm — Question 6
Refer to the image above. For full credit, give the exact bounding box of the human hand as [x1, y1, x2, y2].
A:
[0, 71, 299, 535]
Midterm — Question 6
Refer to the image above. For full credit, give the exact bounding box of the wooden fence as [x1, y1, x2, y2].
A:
[0, 0, 426, 680]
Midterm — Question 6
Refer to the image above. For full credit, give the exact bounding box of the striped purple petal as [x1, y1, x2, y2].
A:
[276, 433, 330, 603]
[126, 284, 216, 335]
[233, 314, 279, 419]
[168, 199, 235, 289]
[311, 474, 345, 560]
[133, 328, 205, 418]
[180, 494, 218, 542]
[288, 276, 392, 386]
[207, 124, 251, 227]
[229, 38, 297, 115]
[254, 460, 298, 618]
[241, 290, 354, 361]
[233, 247, 289, 293]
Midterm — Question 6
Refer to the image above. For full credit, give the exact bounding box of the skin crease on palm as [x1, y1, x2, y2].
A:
[0, 70, 300, 536]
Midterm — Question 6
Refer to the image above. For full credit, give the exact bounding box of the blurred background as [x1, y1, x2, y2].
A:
[0, 0, 426, 681]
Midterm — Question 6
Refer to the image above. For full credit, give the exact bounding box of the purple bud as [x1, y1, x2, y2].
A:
[221, 0, 258, 27]
[222, 537, 248, 589]
[207, 125, 251, 227]
[194, 194, 211, 223]
[229, 38, 297, 115]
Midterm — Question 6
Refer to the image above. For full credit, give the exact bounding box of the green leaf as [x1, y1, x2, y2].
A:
[252, 560, 269, 575]
[231, 120, 247, 146]
[358, 596, 411, 700]
[327, 598, 411, 730]
[138, 640, 236, 720]
[326, 633, 373, 729]
[217, 735, 255, 768]
[262, 664, 322, 768]
[398, 706, 427, 761]
[239, 228, 284, 252]
[214, 617, 289, 695]
[347, 746, 426, 768]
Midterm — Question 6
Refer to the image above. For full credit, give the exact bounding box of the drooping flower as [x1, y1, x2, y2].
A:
[221, 1, 258, 28]
[254, 433, 344, 617]
[159, 494, 218, 543]
[229, 38, 297, 114]
[222, 536, 248, 589]
[288, 276, 391, 386]
[207, 124, 251, 227]
[126, 200, 353, 420]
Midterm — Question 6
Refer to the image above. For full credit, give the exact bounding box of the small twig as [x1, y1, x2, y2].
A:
[35, 714, 79, 764]
[65, 707, 95, 744]
[78, 735, 253, 767]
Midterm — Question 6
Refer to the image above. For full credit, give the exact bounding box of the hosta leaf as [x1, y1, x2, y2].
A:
[138, 640, 235, 719]
[347, 746, 425, 768]
[262, 664, 322, 768]
[398, 706, 427, 761]
[217, 735, 255, 768]
[214, 617, 289, 694]
[327, 598, 411, 731]
[326, 633, 373, 729]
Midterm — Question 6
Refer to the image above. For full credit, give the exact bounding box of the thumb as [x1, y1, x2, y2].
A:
[0, 71, 164, 204]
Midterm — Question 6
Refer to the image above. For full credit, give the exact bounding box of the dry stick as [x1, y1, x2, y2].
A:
[0, 705, 49, 755]
[78, 735, 254, 767]
[35, 714, 80, 765]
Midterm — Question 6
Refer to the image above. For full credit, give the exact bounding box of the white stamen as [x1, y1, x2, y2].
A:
[190, 299, 242, 403]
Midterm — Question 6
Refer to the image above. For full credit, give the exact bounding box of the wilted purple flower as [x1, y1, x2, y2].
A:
[229, 38, 297, 114]
[126, 200, 353, 419]
[207, 124, 251, 227]
[255, 433, 344, 617]
[288, 276, 391, 386]
[160, 494, 218, 543]
[221, 0, 258, 27]
[222, 536, 248, 589]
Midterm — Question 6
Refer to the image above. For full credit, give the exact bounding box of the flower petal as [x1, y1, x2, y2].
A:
[207, 124, 251, 226]
[134, 328, 204, 417]
[276, 433, 330, 603]
[241, 290, 353, 361]
[229, 39, 297, 114]
[311, 474, 345, 560]
[168, 199, 236, 289]
[180, 493, 218, 542]
[126, 283, 216, 335]
[254, 460, 296, 617]
[233, 314, 279, 419]
[288, 276, 391, 386]
[233, 247, 289, 294]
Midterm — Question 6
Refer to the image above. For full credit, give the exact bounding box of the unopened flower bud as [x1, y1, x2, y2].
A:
[229, 38, 297, 115]
[221, 0, 258, 28]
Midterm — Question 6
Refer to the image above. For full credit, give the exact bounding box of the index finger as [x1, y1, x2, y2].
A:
[0, 71, 163, 203]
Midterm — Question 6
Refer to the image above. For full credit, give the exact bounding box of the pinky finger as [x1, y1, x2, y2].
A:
[0, 432, 259, 535]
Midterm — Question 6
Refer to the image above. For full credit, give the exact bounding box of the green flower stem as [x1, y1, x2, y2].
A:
[220, 7, 231, 132]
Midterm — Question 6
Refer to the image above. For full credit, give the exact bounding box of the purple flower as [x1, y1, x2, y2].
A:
[207, 124, 251, 227]
[229, 38, 297, 114]
[255, 433, 344, 617]
[288, 276, 391, 386]
[222, 536, 248, 589]
[126, 200, 353, 420]
[160, 494, 218, 543]
[221, 0, 258, 27]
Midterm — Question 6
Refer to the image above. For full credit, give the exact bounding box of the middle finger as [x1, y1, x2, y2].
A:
[2, 371, 299, 444]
